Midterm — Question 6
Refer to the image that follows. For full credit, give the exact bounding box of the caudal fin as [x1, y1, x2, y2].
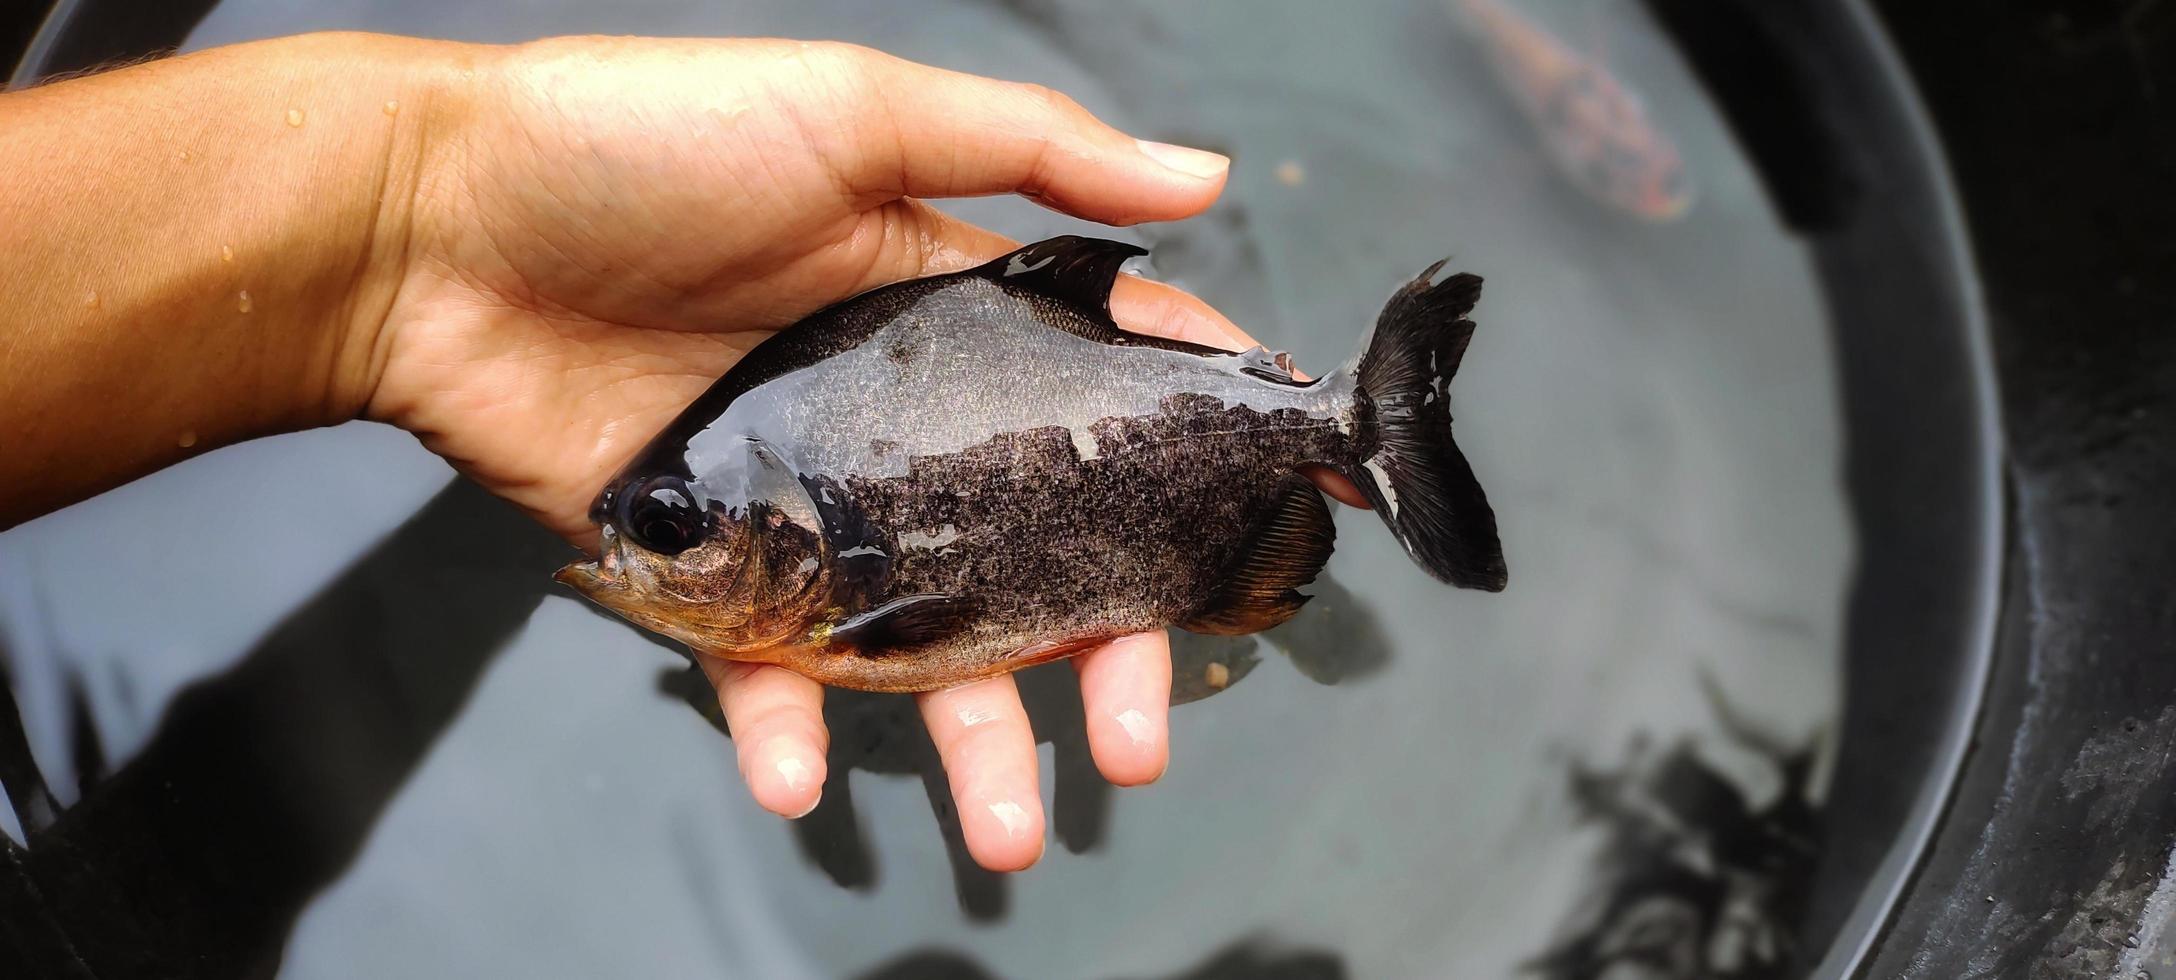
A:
[1341, 262, 1507, 591]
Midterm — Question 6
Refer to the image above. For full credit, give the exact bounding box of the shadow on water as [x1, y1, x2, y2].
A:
[653, 568, 1393, 921]
[0, 480, 565, 979]
[658, 653, 1136, 921]
[853, 937, 1347, 980]
[1260, 573, 1393, 686]
[657, 659, 1020, 918]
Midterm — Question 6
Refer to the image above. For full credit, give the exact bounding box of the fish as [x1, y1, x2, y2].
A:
[1456, 0, 1694, 221]
[556, 236, 1506, 693]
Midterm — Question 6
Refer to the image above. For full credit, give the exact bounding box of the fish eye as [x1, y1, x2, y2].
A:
[616, 475, 707, 556]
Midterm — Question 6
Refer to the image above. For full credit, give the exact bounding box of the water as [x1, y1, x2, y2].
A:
[0, 1, 1850, 976]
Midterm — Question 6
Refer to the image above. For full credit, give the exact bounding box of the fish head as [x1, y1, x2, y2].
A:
[556, 443, 831, 654]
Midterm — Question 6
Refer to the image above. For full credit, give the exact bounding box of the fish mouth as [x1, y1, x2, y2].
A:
[554, 559, 607, 592]
[555, 525, 627, 594]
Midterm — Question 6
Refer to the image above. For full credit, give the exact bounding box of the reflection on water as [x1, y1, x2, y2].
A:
[1526, 679, 1823, 979]
[854, 939, 1346, 980]
[0, 0, 1851, 976]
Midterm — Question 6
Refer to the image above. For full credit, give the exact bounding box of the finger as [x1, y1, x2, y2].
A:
[1109, 275, 1254, 351]
[1306, 465, 1372, 508]
[827, 47, 1228, 224]
[827, 200, 1254, 351]
[702, 659, 828, 819]
[919, 675, 1047, 871]
[1073, 632, 1172, 785]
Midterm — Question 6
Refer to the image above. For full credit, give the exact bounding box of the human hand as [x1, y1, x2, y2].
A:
[348, 36, 1255, 871]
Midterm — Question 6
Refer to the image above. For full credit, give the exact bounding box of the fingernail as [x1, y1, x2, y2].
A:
[1136, 139, 1229, 180]
[1114, 708, 1155, 747]
[787, 792, 822, 820]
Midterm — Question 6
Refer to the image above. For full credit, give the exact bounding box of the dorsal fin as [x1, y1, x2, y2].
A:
[972, 236, 1146, 324]
[973, 236, 1241, 357]
[1180, 476, 1337, 636]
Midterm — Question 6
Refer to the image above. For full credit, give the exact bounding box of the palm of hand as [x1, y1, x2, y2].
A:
[371, 40, 978, 540]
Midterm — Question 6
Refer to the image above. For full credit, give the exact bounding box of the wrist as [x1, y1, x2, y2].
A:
[0, 33, 486, 525]
[264, 32, 486, 430]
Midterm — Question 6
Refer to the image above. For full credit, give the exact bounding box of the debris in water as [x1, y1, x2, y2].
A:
[1205, 662, 1230, 689]
[1274, 160, 1306, 187]
[1524, 691, 1823, 980]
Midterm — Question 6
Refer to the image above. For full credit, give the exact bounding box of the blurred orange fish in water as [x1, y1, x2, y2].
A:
[1456, 0, 1694, 221]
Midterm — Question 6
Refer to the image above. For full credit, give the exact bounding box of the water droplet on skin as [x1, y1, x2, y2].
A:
[382, 100, 400, 116]
[82, 290, 99, 310]
[1205, 662, 1231, 689]
[176, 149, 191, 162]
[285, 108, 304, 127]
[1275, 160, 1306, 187]
[178, 431, 197, 448]
[237, 290, 253, 314]
[987, 800, 1032, 838]
[1114, 708, 1154, 746]
[220, 244, 234, 263]
[775, 755, 812, 791]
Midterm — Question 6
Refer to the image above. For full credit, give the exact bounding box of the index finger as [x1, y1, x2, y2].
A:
[836, 47, 1231, 225]
[1109, 275, 1254, 351]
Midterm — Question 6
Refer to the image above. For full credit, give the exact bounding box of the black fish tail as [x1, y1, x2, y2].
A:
[1336, 262, 1507, 591]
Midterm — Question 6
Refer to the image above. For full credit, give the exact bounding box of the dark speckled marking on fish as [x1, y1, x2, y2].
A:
[556, 237, 1506, 693]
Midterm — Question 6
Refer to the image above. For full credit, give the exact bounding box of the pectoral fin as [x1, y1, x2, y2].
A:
[828, 594, 982, 655]
[1181, 478, 1337, 635]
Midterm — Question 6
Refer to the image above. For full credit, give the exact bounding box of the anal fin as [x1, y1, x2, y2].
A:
[829, 594, 980, 655]
[1181, 477, 1337, 636]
